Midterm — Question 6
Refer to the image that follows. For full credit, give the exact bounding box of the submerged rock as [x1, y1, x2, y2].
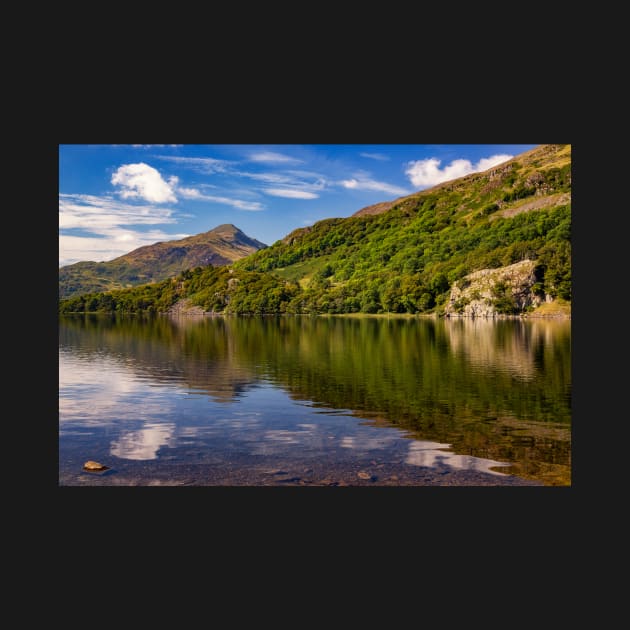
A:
[83, 460, 109, 472]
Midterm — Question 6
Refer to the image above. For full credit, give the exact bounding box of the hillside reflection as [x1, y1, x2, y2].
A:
[59, 314, 571, 483]
[60, 314, 256, 403]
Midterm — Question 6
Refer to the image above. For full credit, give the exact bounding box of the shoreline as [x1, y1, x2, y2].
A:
[59, 461, 544, 487]
[60, 310, 571, 320]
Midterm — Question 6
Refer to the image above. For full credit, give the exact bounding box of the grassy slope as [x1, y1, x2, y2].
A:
[233, 144, 571, 312]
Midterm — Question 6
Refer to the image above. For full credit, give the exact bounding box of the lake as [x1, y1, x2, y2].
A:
[59, 314, 571, 486]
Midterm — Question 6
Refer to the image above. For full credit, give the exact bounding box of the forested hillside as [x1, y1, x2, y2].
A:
[59, 144, 570, 316]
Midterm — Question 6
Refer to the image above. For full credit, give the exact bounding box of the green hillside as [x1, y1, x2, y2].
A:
[59, 144, 571, 316]
[59, 224, 266, 300]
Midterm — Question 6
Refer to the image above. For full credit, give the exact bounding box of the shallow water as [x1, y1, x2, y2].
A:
[59, 314, 570, 486]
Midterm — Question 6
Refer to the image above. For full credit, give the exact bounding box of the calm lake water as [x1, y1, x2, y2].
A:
[59, 315, 571, 486]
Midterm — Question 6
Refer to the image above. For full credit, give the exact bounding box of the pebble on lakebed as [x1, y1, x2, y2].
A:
[83, 460, 110, 472]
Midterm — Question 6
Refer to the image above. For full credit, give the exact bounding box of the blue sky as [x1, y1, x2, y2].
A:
[59, 144, 537, 267]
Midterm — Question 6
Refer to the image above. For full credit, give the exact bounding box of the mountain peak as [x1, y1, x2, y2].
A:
[59, 224, 267, 300]
[212, 223, 240, 233]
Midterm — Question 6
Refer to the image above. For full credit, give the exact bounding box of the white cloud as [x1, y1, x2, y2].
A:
[249, 151, 302, 164]
[405, 158, 471, 187]
[286, 170, 328, 187]
[263, 188, 319, 199]
[59, 234, 123, 266]
[210, 197, 264, 211]
[59, 229, 191, 266]
[111, 163, 178, 203]
[475, 154, 514, 171]
[240, 171, 325, 187]
[240, 171, 292, 184]
[176, 187, 204, 199]
[340, 177, 409, 196]
[405, 153, 513, 188]
[155, 155, 234, 174]
[359, 152, 390, 161]
[176, 186, 264, 210]
[238, 170, 326, 199]
[59, 193, 188, 265]
[59, 194, 177, 230]
[131, 144, 182, 148]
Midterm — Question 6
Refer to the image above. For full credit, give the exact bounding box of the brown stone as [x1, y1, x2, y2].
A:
[83, 460, 109, 472]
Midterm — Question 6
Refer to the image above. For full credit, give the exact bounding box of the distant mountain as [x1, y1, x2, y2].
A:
[60, 144, 570, 317]
[59, 224, 267, 299]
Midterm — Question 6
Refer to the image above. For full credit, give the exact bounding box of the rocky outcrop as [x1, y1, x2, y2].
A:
[167, 298, 207, 316]
[496, 192, 571, 220]
[444, 260, 552, 317]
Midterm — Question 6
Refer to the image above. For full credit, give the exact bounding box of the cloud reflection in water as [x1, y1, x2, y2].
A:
[339, 434, 401, 451]
[405, 440, 509, 475]
[110, 422, 176, 460]
[59, 351, 177, 427]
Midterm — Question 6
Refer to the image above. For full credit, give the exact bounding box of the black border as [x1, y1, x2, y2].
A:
[44, 95, 585, 574]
